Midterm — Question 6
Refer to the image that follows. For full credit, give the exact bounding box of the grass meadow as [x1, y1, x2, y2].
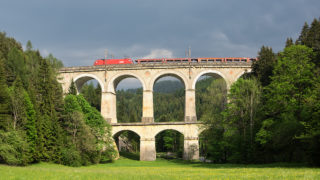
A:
[0, 156, 319, 180]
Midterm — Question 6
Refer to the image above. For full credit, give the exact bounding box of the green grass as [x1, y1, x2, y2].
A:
[0, 157, 319, 180]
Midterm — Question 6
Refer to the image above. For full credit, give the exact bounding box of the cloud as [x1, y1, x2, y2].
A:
[142, 49, 174, 59]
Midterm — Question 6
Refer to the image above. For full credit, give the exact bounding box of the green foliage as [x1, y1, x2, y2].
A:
[63, 94, 116, 166]
[9, 77, 27, 130]
[116, 88, 142, 123]
[68, 79, 77, 95]
[156, 130, 183, 157]
[0, 59, 12, 131]
[23, 91, 37, 162]
[257, 45, 316, 163]
[223, 78, 262, 163]
[196, 78, 228, 162]
[0, 130, 30, 165]
[0, 32, 117, 167]
[296, 18, 320, 66]
[285, 37, 294, 47]
[80, 82, 101, 110]
[153, 80, 185, 122]
[251, 46, 277, 86]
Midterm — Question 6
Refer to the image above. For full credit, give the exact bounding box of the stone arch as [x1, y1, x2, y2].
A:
[74, 73, 105, 92]
[150, 70, 189, 90]
[192, 70, 229, 89]
[153, 128, 185, 138]
[112, 128, 141, 138]
[107, 72, 146, 93]
[235, 69, 252, 81]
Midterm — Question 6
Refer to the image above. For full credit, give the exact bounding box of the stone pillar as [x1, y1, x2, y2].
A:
[185, 89, 197, 122]
[142, 90, 154, 123]
[101, 91, 117, 123]
[140, 138, 156, 161]
[183, 137, 199, 160]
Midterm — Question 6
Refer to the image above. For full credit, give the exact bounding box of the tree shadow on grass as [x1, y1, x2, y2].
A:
[119, 152, 140, 161]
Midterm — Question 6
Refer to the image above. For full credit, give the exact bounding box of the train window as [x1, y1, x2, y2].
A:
[167, 60, 174, 63]
[191, 59, 198, 62]
[182, 59, 188, 62]
[250, 59, 255, 62]
[176, 60, 181, 62]
[227, 59, 232, 62]
[241, 59, 247, 62]
[234, 59, 240, 62]
[201, 59, 207, 62]
[216, 59, 222, 62]
[208, 59, 214, 62]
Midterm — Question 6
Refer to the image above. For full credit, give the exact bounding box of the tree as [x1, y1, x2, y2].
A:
[197, 78, 228, 162]
[223, 78, 261, 163]
[34, 57, 64, 162]
[6, 47, 26, 86]
[257, 45, 316, 162]
[285, 38, 294, 47]
[23, 90, 37, 162]
[296, 22, 309, 45]
[9, 77, 27, 130]
[68, 79, 77, 95]
[251, 46, 277, 86]
[0, 59, 11, 131]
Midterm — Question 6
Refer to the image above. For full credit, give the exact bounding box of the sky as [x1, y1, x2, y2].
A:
[1, 0, 320, 69]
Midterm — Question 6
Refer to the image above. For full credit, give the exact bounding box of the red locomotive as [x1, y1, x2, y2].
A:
[93, 57, 256, 66]
[93, 58, 133, 65]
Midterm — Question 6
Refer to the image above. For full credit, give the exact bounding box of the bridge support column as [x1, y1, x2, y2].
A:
[142, 90, 154, 123]
[140, 138, 156, 161]
[183, 137, 199, 160]
[185, 89, 197, 122]
[101, 91, 117, 123]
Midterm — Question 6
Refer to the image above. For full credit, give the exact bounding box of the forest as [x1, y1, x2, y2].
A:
[0, 33, 116, 166]
[0, 18, 320, 167]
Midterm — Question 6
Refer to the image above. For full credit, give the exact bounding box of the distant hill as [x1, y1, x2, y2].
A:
[119, 80, 184, 93]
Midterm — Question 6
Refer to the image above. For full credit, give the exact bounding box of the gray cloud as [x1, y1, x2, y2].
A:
[1, 0, 320, 67]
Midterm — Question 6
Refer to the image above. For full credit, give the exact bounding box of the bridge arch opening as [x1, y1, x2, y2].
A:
[195, 72, 228, 121]
[155, 129, 184, 159]
[113, 130, 140, 160]
[113, 75, 144, 123]
[73, 74, 103, 112]
[153, 74, 185, 122]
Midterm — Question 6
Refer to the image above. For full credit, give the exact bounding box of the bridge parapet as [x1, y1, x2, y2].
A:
[59, 62, 252, 73]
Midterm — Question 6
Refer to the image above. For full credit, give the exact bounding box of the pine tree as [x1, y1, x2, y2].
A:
[0, 59, 11, 131]
[23, 91, 37, 162]
[34, 57, 64, 161]
[251, 46, 277, 86]
[285, 37, 294, 47]
[68, 79, 77, 95]
[296, 22, 309, 45]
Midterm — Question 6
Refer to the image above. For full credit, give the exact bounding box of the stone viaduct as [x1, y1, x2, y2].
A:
[58, 62, 251, 161]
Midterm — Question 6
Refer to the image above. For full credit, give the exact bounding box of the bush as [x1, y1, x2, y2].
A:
[61, 147, 81, 167]
[0, 130, 30, 165]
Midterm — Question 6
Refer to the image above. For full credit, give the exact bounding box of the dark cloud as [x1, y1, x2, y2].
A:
[1, 0, 320, 66]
